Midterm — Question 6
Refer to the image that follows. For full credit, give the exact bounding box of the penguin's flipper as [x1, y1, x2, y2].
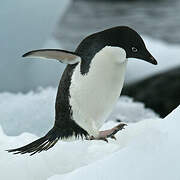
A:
[22, 49, 81, 64]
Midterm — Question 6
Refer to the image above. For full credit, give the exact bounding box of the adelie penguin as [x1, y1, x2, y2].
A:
[7, 26, 157, 155]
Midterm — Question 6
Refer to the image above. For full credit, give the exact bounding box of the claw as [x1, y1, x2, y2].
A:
[89, 136, 95, 140]
[102, 138, 108, 143]
[116, 123, 127, 130]
[110, 135, 116, 140]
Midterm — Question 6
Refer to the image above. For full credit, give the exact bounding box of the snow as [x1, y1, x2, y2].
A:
[49, 106, 180, 180]
[0, 87, 180, 180]
[0, 88, 55, 136]
[126, 36, 180, 83]
[0, 88, 157, 136]
[108, 96, 158, 123]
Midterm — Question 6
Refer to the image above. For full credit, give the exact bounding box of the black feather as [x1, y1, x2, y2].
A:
[7, 125, 88, 155]
[7, 127, 59, 155]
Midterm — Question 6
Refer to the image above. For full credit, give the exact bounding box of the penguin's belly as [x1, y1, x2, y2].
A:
[69, 46, 127, 137]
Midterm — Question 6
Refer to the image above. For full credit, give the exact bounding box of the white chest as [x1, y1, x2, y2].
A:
[69, 46, 127, 137]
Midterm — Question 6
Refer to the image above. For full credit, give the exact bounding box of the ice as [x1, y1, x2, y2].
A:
[49, 106, 180, 180]
[108, 96, 158, 123]
[126, 36, 180, 83]
[0, 87, 179, 180]
[0, 88, 158, 136]
[0, 100, 180, 180]
[0, 88, 55, 136]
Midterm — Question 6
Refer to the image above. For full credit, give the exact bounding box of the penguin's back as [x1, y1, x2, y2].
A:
[54, 64, 88, 139]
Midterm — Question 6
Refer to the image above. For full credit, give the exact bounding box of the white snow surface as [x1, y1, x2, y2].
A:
[48, 106, 180, 180]
[0, 88, 179, 180]
[0, 88, 157, 136]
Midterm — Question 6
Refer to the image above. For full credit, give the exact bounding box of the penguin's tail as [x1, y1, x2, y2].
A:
[7, 126, 61, 156]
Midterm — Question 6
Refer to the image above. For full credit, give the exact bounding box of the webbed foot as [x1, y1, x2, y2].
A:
[88, 123, 127, 142]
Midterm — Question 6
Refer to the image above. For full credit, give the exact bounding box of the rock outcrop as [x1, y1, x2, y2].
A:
[122, 67, 180, 117]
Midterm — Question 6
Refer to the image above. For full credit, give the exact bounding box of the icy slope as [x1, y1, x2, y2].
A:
[0, 87, 179, 180]
[49, 105, 180, 180]
[0, 87, 158, 180]
[1, 104, 179, 180]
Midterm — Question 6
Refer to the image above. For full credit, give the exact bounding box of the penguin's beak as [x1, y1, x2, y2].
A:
[128, 48, 158, 65]
[146, 55, 157, 65]
[141, 50, 158, 65]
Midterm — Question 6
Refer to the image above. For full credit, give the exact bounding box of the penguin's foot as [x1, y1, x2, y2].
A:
[89, 123, 127, 142]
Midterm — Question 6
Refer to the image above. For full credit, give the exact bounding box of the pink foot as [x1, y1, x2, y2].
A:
[89, 123, 127, 142]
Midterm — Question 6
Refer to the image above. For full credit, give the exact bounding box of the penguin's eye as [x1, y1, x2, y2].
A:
[132, 47, 138, 53]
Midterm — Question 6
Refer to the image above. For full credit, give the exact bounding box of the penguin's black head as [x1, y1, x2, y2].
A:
[95, 26, 157, 65]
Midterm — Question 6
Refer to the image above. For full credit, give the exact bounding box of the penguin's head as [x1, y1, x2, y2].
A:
[92, 26, 157, 65]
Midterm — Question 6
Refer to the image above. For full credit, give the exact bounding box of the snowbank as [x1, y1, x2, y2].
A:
[0, 88, 55, 136]
[0, 88, 157, 136]
[49, 106, 180, 180]
[0, 87, 179, 180]
[126, 36, 180, 83]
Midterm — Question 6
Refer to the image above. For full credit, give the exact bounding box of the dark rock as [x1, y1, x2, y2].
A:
[122, 67, 180, 118]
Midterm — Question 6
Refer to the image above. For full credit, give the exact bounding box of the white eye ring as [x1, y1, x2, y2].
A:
[132, 47, 138, 52]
